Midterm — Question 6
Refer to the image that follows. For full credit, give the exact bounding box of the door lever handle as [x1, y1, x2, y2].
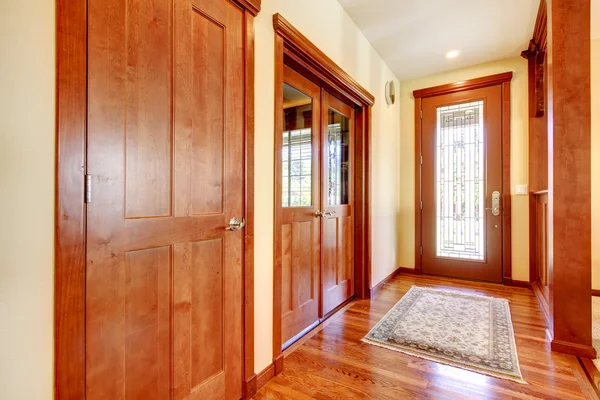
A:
[315, 210, 336, 218]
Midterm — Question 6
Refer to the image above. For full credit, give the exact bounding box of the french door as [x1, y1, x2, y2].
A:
[420, 85, 503, 283]
[279, 66, 355, 347]
[86, 0, 245, 398]
[280, 66, 321, 346]
[321, 91, 355, 315]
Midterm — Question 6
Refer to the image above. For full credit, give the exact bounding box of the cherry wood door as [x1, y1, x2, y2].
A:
[321, 91, 355, 315]
[279, 66, 322, 347]
[421, 86, 503, 283]
[86, 0, 244, 399]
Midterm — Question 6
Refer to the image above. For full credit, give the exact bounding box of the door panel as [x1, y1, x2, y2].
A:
[421, 86, 503, 283]
[86, 0, 244, 398]
[321, 91, 355, 315]
[280, 66, 321, 346]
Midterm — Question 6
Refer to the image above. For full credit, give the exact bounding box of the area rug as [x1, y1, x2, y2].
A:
[362, 286, 526, 384]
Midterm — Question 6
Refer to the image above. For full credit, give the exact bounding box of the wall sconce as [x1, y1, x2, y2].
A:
[385, 81, 396, 105]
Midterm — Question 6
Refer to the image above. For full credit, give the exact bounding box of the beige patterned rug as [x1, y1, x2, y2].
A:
[363, 286, 526, 384]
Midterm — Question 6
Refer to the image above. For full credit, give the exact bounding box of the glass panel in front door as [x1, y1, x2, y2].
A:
[327, 109, 350, 205]
[282, 83, 313, 207]
[435, 101, 485, 260]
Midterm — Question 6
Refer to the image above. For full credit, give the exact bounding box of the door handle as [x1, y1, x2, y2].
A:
[226, 217, 246, 231]
[486, 191, 501, 216]
[315, 210, 336, 218]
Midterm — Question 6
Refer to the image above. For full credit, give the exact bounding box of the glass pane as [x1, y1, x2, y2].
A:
[435, 101, 485, 260]
[282, 84, 313, 207]
[327, 109, 350, 206]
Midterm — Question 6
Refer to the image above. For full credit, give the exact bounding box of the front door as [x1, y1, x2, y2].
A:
[86, 0, 244, 398]
[421, 86, 503, 283]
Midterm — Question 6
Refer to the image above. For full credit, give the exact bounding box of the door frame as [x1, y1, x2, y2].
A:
[54, 0, 261, 398]
[272, 13, 374, 375]
[413, 72, 513, 284]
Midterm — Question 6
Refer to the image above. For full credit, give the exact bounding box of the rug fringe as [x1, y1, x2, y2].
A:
[361, 337, 528, 385]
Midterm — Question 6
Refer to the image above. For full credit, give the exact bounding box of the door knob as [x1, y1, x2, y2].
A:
[226, 217, 246, 231]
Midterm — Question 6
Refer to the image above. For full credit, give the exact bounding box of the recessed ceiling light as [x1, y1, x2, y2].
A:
[446, 50, 460, 59]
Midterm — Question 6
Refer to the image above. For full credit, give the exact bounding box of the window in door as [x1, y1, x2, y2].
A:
[435, 101, 485, 260]
[282, 83, 313, 207]
[327, 109, 350, 206]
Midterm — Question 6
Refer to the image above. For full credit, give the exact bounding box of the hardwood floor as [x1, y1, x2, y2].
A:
[254, 273, 599, 399]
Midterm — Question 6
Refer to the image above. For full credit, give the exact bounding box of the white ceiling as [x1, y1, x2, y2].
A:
[337, 0, 541, 81]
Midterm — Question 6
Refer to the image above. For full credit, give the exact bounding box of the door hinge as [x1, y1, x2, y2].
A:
[420, 247, 423, 256]
[420, 155, 423, 165]
[420, 110, 423, 119]
[85, 174, 92, 204]
[420, 200, 423, 209]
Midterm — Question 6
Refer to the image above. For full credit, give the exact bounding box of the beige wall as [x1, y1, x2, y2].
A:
[592, 39, 600, 290]
[398, 57, 531, 282]
[254, 0, 402, 372]
[0, 1, 55, 399]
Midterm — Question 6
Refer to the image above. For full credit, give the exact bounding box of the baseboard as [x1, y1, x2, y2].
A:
[578, 357, 600, 399]
[243, 374, 257, 399]
[273, 353, 284, 376]
[370, 266, 411, 297]
[551, 339, 597, 359]
[256, 362, 275, 394]
[504, 279, 531, 289]
[532, 281, 552, 331]
[592, 289, 600, 297]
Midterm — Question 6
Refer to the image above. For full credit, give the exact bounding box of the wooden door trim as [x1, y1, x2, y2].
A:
[413, 72, 514, 99]
[54, 1, 260, 398]
[413, 72, 513, 283]
[273, 13, 374, 376]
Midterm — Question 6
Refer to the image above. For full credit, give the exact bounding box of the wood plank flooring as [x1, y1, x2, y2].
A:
[254, 273, 599, 399]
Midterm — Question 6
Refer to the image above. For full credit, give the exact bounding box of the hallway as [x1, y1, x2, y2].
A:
[255, 274, 597, 399]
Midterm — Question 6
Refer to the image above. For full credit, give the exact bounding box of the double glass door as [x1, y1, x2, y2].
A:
[279, 65, 355, 347]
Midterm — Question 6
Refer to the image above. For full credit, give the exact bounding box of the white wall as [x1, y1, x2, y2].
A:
[0, 1, 56, 399]
[254, 0, 402, 372]
[398, 57, 530, 281]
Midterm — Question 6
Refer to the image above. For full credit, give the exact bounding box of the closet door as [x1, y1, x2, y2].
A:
[279, 66, 322, 347]
[321, 91, 355, 315]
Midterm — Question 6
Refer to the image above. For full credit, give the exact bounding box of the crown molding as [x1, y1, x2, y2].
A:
[272, 13, 375, 106]
[412, 72, 513, 99]
[233, 0, 261, 16]
[521, 0, 547, 59]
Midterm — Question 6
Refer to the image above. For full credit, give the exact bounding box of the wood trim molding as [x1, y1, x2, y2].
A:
[503, 279, 532, 289]
[414, 97, 423, 275]
[413, 72, 513, 99]
[551, 340, 597, 359]
[242, 10, 257, 399]
[414, 73, 513, 283]
[592, 289, 600, 297]
[371, 267, 419, 297]
[55, 4, 259, 399]
[232, 0, 261, 16]
[272, 14, 374, 378]
[501, 81, 513, 284]
[256, 363, 276, 392]
[272, 14, 375, 107]
[55, 0, 87, 398]
[521, 0, 547, 58]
